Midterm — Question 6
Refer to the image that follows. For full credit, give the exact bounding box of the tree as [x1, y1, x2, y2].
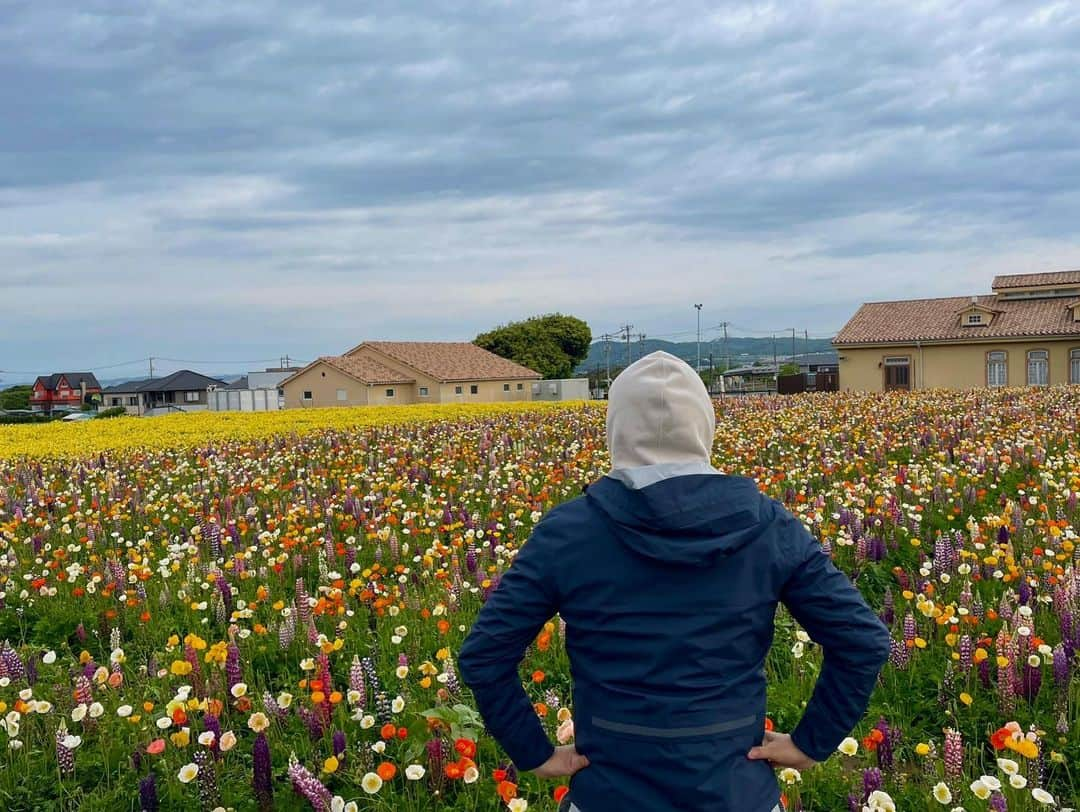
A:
[475, 314, 592, 380]
[779, 362, 801, 376]
[0, 385, 31, 411]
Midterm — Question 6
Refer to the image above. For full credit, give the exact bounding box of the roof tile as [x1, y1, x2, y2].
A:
[834, 295, 1080, 345]
[356, 342, 542, 381]
[992, 270, 1080, 289]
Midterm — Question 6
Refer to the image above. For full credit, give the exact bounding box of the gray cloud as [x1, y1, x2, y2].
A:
[2, 0, 1080, 375]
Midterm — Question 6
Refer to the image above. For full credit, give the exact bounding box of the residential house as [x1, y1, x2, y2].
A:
[30, 372, 101, 413]
[530, 378, 591, 401]
[280, 341, 541, 407]
[834, 270, 1080, 391]
[102, 370, 227, 416]
[207, 367, 299, 412]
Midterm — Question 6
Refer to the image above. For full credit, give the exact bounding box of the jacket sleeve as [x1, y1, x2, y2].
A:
[777, 507, 891, 763]
[458, 522, 558, 772]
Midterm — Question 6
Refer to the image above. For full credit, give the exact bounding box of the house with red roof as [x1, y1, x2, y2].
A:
[29, 372, 102, 414]
[280, 341, 542, 407]
[834, 270, 1080, 391]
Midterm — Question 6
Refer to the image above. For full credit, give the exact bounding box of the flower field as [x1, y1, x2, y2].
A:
[0, 391, 1077, 811]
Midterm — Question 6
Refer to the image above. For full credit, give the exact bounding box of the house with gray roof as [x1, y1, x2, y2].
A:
[101, 370, 226, 416]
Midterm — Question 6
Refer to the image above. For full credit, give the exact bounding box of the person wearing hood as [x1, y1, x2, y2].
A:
[459, 351, 891, 811]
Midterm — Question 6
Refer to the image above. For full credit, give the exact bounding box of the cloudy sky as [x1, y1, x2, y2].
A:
[3, 1, 1079, 380]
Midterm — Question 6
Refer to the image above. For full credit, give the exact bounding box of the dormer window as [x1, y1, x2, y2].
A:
[965, 313, 984, 326]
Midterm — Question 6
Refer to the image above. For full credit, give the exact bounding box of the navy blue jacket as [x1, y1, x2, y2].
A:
[459, 474, 891, 811]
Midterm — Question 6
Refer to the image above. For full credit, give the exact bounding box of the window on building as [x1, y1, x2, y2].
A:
[303, 390, 313, 400]
[185, 391, 200, 402]
[987, 351, 1007, 387]
[336, 389, 347, 402]
[1027, 350, 1049, 386]
[883, 356, 911, 391]
[128, 396, 138, 406]
[419, 387, 429, 397]
[385, 388, 395, 398]
[1070, 349, 1080, 384]
[965, 313, 984, 325]
[503, 383, 510, 391]
[111, 397, 120, 406]
[517, 383, 523, 390]
[455, 386, 463, 395]
[548, 382, 558, 394]
[470, 385, 478, 395]
[532, 382, 541, 395]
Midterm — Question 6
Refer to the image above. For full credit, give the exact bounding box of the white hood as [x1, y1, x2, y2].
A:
[606, 351, 717, 480]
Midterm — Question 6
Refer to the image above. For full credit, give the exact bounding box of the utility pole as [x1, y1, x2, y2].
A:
[637, 332, 646, 363]
[602, 334, 612, 394]
[148, 356, 154, 380]
[620, 324, 634, 369]
[694, 304, 703, 372]
[772, 334, 777, 392]
[722, 322, 730, 375]
[791, 328, 796, 365]
[708, 353, 715, 394]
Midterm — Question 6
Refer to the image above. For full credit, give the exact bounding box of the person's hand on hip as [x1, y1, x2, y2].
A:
[747, 731, 817, 770]
[532, 745, 591, 778]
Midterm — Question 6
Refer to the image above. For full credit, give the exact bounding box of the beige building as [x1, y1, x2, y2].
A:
[280, 341, 542, 407]
[834, 270, 1080, 391]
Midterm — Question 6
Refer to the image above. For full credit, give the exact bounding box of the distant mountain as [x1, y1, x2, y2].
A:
[577, 336, 835, 374]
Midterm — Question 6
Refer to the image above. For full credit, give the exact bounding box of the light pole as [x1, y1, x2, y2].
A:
[694, 303, 703, 372]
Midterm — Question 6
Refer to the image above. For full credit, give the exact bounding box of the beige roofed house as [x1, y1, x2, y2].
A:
[834, 270, 1080, 391]
[280, 341, 541, 407]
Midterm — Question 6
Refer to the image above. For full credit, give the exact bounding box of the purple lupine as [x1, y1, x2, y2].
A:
[332, 730, 346, 759]
[225, 643, 242, 696]
[426, 738, 448, 793]
[195, 749, 220, 810]
[74, 674, 93, 706]
[184, 643, 204, 694]
[889, 638, 909, 670]
[442, 657, 460, 695]
[989, 791, 1008, 811]
[217, 577, 234, 620]
[1, 642, 25, 681]
[56, 728, 75, 774]
[903, 613, 916, 644]
[298, 706, 325, 741]
[1052, 644, 1069, 687]
[959, 635, 973, 672]
[288, 755, 333, 812]
[203, 713, 222, 758]
[943, 728, 963, 780]
[978, 656, 992, 688]
[253, 732, 273, 810]
[139, 773, 159, 812]
[1020, 657, 1042, 702]
[881, 588, 895, 626]
[874, 718, 895, 771]
[349, 656, 366, 707]
[862, 767, 882, 801]
[375, 691, 392, 725]
[847, 794, 861, 812]
[279, 610, 296, 648]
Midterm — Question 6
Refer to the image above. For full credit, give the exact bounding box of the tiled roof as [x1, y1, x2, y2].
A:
[317, 355, 415, 385]
[992, 270, 1080, 289]
[102, 370, 226, 393]
[834, 295, 1080, 345]
[354, 342, 542, 382]
[35, 372, 101, 391]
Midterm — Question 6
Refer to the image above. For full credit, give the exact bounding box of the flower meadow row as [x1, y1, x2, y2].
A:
[0, 391, 1077, 810]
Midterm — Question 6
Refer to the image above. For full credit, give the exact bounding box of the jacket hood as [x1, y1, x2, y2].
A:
[606, 351, 716, 470]
[585, 473, 767, 564]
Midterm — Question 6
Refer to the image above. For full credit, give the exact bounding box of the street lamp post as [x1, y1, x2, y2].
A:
[694, 303, 703, 373]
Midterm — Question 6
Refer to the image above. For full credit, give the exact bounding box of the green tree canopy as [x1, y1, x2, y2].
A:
[0, 385, 32, 411]
[475, 314, 592, 380]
